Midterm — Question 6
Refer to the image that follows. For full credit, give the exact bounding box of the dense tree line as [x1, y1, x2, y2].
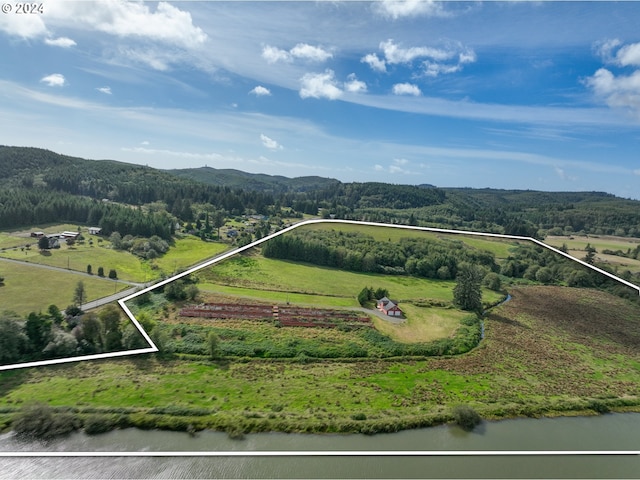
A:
[262, 229, 499, 280]
[0, 187, 173, 239]
[0, 304, 131, 365]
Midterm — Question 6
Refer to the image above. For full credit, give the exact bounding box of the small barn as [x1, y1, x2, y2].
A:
[88, 227, 102, 235]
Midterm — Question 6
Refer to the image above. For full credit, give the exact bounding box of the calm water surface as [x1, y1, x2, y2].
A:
[0, 413, 638, 478]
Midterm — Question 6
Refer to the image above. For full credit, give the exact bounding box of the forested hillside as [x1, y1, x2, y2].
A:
[169, 166, 340, 193]
[2, 146, 640, 239]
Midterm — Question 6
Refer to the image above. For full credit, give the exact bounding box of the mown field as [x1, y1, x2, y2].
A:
[0, 261, 127, 315]
[1, 286, 638, 435]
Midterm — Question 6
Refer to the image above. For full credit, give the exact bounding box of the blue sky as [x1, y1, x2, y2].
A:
[1, 1, 640, 198]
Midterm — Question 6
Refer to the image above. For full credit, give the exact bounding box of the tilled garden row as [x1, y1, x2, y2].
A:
[179, 302, 374, 329]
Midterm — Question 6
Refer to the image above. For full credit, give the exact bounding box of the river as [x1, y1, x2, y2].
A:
[0, 413, 638, 478]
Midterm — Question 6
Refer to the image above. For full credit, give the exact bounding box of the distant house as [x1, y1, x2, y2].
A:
[226, 229, 238, 238]
[45, 234, 60, 249]
[60, 231, 80, 240]
[376, 297, 403, 317]
[88, 227, 102, 235]
[30, 231, 45, 238]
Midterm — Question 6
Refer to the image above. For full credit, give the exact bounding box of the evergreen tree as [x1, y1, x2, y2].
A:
[73, 281, 86, 306]
[453, 263, 484, 313]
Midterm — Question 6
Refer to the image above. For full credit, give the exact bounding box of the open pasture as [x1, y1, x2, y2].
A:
[151, 236, 228, 276]
[0, 261, 127, 315]
[200, 254, 503, 307]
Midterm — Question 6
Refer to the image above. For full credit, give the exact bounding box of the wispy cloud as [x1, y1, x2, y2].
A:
[96, 86, 112, 95]
[44, 37, 76, 48]
[40, 73, 66, 87]
[260, 133, 283, 151]
[250, 85, 272, 96]
[374, 158, 414, 175]
[363, 39, 476, 78]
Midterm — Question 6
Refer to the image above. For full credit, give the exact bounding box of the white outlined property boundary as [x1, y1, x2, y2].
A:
[2, 218, 639, 373]
[1, 219, 639, 458]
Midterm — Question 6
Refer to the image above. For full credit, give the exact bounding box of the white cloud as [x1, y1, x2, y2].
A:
[381, 39, 453, 64]
[595, 38, 622, 64]
[0, 11, 46, 38]
[393, 158, 409, 165]
[554, 166, 576, 181]
[616, 43, 640, 67]
[48, 1, 207, 49]
[44, 37, 77, 48]
[250, 86, 272, 96]
[634, 169, 640, 176]
[585, 68, 640, 118]
[344, 74, 367, 94]
[40, 73, 66, 87]
[361, 53, 387, 73]
[97, 86, 112, 95]
[363, 39, 476, 77]
[373, 0, 449, 19]
[262, 45, 292, 64]
[299, 70, 343, 100]
[260, 133, 283, 151]
[374, 164, 384, 171]
[262, 43, 332, 64]
[392, 83, 421, 96]
[290, 43, 333, 62]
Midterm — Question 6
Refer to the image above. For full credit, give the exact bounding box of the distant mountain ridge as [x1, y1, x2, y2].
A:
[168, 166, 340, 193]
[2, 145, 640, 238]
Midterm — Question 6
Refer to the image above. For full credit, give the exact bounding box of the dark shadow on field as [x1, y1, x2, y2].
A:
[485, 312, 529, 329]
[0, 369, 30, 398]
[211, 359, 231, 371]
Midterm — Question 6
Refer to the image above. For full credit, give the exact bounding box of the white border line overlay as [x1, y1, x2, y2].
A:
[3, 219, 639, 373]
[1, 219, 639, 456]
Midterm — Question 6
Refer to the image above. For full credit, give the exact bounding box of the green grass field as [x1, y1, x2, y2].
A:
[152, 236, 228, 276]
[372, 304, 469, 343]
[0, 262, 127, 315]
[0, 241, 149, 282]
[0, 231, 230, 283]
[545, 235, 640, 274]
[199, 254, 503, 306]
